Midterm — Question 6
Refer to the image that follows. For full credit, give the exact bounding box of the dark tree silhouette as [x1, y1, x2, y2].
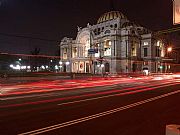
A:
[31, 47, 41, 55]
[30, 47, 41, 71]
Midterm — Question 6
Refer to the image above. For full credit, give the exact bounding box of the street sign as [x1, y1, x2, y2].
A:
[88, 49, 98, 54]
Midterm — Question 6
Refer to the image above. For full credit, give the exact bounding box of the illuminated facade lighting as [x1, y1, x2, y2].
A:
[60, 10, 168, 74]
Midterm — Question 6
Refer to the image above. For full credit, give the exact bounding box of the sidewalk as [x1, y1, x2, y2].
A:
[0, 75, 70, 86]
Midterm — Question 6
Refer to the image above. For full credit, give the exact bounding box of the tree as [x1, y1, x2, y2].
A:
[30, 47, 41, 71]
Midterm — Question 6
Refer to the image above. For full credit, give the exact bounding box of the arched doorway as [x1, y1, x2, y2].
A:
[132, 63, 137, 72]
[86, 63, 90, 73]
[63, 64, 66, 72]
[105, 63, 110, 72]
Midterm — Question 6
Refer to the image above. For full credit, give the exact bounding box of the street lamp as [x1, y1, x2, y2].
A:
[101, 64, 105, 68]
[10, 64, 13, 68]
[27, 66, 31, 69]
[167, 47, 172, 52]
[66, 61, 70, 65]
[55, 65, 59, 70]
[59, 61, 63, 65]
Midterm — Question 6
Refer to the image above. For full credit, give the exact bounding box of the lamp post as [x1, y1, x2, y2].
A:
[65, 61, 70, 65]
[101, 63, 105, 77]
[59, 61, 63, 72]
[167, 46, 173, 58]
[166, 47, 172, 73]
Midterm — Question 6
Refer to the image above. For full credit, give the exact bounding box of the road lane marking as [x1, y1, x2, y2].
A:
[18, 89, 180, 135]
[0, 79, 175, 100]
[57, 82, 178, 106]
[0, 81, 177, 107]
[0, 80, 177, 104]
[57, 83, 179, 106]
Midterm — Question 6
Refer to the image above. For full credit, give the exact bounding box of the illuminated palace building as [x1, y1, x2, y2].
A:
[60, 10, 167, 74]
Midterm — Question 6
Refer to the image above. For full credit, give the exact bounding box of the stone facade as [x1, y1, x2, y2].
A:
[60, 11, 167, 74]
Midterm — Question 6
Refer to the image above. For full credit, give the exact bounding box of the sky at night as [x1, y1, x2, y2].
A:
[0, 0, 178, 55]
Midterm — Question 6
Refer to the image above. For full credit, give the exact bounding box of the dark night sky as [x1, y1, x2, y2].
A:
[0, 0, 178, 55]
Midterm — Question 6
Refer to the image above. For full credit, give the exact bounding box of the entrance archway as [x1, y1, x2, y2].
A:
[132, 63, 137, 72]
[86, 63, 90, 73]
[63, 64, 66, 72]
[105, 63, 110, 72]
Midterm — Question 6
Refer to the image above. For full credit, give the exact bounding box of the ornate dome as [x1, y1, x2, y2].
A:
[97, 11, 126, 24]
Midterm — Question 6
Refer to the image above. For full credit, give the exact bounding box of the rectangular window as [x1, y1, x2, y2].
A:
[131, 42, 137, 56]
[104, 40, 111, 56]
[63, 48, 68, 59]
[144, 48, 148, 57]
[95, 43, 100, 57]
[72, 47, 77, 58]
[131, 48, 136, 56]
[155, 47, 161, 57]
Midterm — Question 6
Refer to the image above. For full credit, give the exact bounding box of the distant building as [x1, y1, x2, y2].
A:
[60, 10, 168, 74]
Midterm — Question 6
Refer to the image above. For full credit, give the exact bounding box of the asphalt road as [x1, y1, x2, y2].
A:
[0, 76, 180, 135]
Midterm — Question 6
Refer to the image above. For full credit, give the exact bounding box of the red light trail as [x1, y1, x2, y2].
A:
[0, 77, 179, 109]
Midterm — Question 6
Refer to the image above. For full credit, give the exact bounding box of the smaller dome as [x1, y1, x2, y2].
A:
[97, 11, 126, 24]
[122, 22, 140, 28]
